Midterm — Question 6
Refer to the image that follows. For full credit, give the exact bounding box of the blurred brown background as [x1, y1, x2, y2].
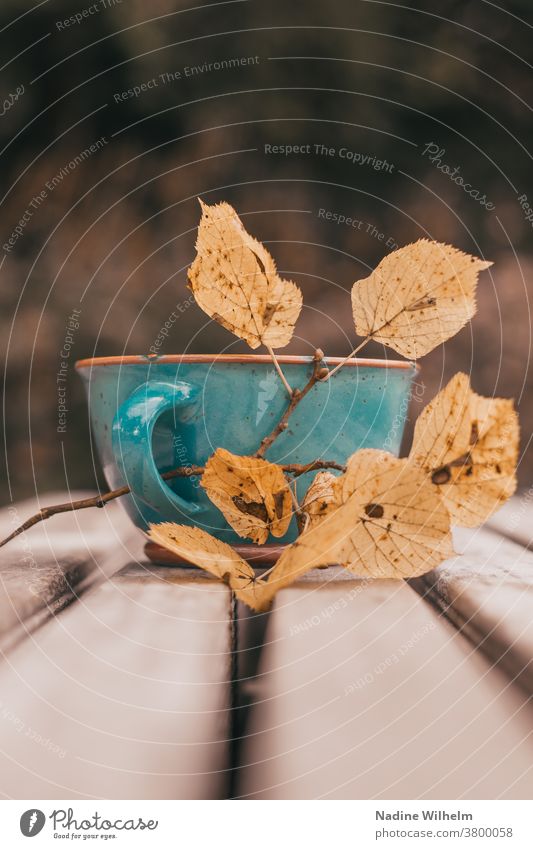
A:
[1, 0, 532, 503]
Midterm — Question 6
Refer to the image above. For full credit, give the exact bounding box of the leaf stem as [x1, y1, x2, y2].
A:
[265, 344, 293, 396]
[320, 337, 371, 381]
[287, 477, 306, 535]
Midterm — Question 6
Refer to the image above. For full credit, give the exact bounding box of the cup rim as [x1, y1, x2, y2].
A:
[75, 353, 416, 371]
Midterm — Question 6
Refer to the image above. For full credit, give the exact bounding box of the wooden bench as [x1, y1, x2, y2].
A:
[0, 493, 532, 799]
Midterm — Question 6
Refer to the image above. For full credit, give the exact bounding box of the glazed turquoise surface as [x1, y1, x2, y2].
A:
[77, 357, 417, 544]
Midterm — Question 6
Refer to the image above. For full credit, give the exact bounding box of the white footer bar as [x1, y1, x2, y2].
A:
[1, 799, 531, 848]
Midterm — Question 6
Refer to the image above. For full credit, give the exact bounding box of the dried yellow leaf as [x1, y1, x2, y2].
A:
[410, 374, 519, 526]
[264, 450, 454, 596]
[188, 200, 302, 349]
[201, 448, 293, 544]
[351, 240, 492, 358]
[407, 372, 473, 471]
[301, 471, 337, 530]
[147, 522, 265, 610]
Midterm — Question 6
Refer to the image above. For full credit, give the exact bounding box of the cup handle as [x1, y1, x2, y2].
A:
[112, 380, 203, 519]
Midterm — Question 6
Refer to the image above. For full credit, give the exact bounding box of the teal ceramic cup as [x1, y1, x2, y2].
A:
[76, 354, 417, 546]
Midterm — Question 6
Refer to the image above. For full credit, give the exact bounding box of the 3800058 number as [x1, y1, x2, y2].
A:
[462, 828, 513, 838]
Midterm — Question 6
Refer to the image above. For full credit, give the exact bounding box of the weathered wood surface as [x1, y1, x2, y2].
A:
[2, 492, 533, 800]
[237, 566, 533, 799]
[412, 518, 533, 694]
[0, 492, 140, 651]
[0, 562, 232, 799]
[485, 494, 533, 549]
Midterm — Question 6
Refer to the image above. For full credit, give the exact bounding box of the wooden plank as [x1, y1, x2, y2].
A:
[412, 521, 533, 695]
[237, 569, 533, 799]
[0, 563, 232, 799]
[0, 492, 141, 651]
[485, 494, 533, 549]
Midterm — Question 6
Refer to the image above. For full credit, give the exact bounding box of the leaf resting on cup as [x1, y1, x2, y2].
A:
[201, 448, 293, 544]
[263, 450, 454, 597]
[187, 200, 303, 349]
[409, 373, 519, 526]
[351, 240, 492, 358]
[148, 523, 266, 610]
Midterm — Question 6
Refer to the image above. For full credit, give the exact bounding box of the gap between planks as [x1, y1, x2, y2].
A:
[411, 518, 533, 696]
[236, 569, 533, 799]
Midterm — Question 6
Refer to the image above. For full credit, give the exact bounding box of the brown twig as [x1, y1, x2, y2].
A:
[282, 459, 345, 477]
[0, 459, 343, 549]
[0, 466, 203, 549]
[255, 348, 329, 458]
